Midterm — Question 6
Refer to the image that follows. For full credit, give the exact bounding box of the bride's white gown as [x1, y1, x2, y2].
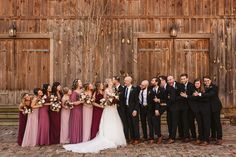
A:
[63, 104, 127, 153]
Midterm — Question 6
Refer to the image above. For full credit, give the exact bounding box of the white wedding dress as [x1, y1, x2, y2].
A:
[63, 89, 127, 153]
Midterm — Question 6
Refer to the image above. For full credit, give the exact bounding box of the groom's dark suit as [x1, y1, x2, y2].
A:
[115, 84, 126, 136]
[122, 85, 140, 141]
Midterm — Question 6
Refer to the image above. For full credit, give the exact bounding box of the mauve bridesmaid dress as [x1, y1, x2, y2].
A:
[90, 92, 104, 139]
[37, 103, 50, 145]
[69, 91, 83, 144]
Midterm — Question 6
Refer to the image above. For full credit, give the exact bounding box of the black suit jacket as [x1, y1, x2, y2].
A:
[202, 84, 222, 112]
[116, 84, 125, 107]
[188, 88, 210, 113]
[165, 84, 176, 107]
[123, 85, 139, 112]
[185, 82, 195, 97]
[183, 82, 195, 109]
[169, 82, 187, 110]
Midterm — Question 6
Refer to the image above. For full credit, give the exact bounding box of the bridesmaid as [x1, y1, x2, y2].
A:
[69, 79, 84, 144]
[90, 82, 104, 139]
[37, 84, 51, 146]
[60, 87, 72, 144]
[49, 82, 63, 144]
[17, 93, 31, 146]
[22, 88, 43, 147]
[82, 83, 94, 142]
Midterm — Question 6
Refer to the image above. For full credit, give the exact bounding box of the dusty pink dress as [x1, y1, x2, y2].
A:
[82, 103, 93, 142]
[60, 100, 70, 144]
[22, 108, 39, 147]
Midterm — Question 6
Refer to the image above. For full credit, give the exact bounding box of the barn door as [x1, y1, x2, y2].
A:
[0, 39, 50, 105]
[137, 39, 172, 84]
[137, 38, 210, 83]
[173, 39, 209, 81]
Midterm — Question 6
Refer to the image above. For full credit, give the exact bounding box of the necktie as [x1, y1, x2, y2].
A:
[141, 90, 144, 106]
[125, 88, 128, 99]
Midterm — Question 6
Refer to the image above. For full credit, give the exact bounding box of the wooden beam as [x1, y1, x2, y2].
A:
[0, 15, 235, 20]
[134, 33, 213, 39]
[0, 33, 52, 39]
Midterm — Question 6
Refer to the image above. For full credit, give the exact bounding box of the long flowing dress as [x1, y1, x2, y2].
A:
[17, 111, 27, 146]
[60, 102, 70, 144]
[90, 92, 104, 139]
[49, 108, 61, 144]
[37, 105, 50, 145]
[69, 91, 83, 144]
[63, 89, 126, 153]
[22, 108, 39, 147]
[82, 102, 93, 142]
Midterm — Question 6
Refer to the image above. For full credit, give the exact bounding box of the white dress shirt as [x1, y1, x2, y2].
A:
[139, 88, 148, 106]
[125, 85, 132, 106]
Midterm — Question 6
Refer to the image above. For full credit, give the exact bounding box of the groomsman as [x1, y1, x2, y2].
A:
[159, 75, 173, 139]
[166, 76, 189, 144]
[138, 80, 149, 141]
[112, 76, 126, 137]
[122, 76, 140, 144]
[149, 77, 167, 144]
[180, 73, 196, 139]
[203, 76, 223, 145]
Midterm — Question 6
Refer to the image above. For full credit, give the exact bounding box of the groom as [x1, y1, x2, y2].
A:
[122, 76, 140, 144]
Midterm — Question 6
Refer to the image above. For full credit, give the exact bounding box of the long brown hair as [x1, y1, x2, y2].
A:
[193, 79, 205, 93]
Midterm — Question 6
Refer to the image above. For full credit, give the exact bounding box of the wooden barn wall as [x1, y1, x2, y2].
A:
[0, 0, 235, 113]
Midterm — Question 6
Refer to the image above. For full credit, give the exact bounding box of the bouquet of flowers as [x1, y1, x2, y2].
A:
[79, 92, 94, 105]
[37, 95, 47, 105]
[22, 106, 33, 114]
[100, 90, 119, 107]
[65, 100, 74, 109]
[49, 95, 62, 112]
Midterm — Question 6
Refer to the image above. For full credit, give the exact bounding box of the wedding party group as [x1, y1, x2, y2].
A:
[17, 74, 223, 153]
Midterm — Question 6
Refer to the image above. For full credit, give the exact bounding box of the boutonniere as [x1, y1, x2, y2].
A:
[130, 88, 133, 92]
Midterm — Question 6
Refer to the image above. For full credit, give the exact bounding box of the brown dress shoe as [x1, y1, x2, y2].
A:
[157, 136, 163, 144]
[149, 139, 154, 144]
[216, 139, 223, 145]
[166, 139, 175, 144]
[193, 140, 202, 145]
[200, 141, 209, 146]
[133, 140, 140, 145]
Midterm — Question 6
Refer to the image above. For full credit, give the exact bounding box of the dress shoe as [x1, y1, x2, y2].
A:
[128, 140, 133, 144]
[157, 136, 163, 144]
[182, 138, 190, 143]
[200, 141, 209, 146]
[193, 140, 202, 145]
[166, 139, 175, 144]
[216, 139, 223, 145]
[133, 140, 140, 145]
[149, 139, 154, 144]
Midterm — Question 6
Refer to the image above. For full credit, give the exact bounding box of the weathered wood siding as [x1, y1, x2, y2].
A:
[0, 0, 235, 114]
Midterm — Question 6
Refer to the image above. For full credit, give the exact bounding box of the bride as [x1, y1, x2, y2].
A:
[63, 79, 127, 153]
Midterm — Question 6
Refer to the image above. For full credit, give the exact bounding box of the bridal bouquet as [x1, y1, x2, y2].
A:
[22, 106, 33, 114]
[49, 95, 62, 112]
[64, 100, 74, 109]
[100, 91, 119, 107]
[79, 92, 94, 105]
